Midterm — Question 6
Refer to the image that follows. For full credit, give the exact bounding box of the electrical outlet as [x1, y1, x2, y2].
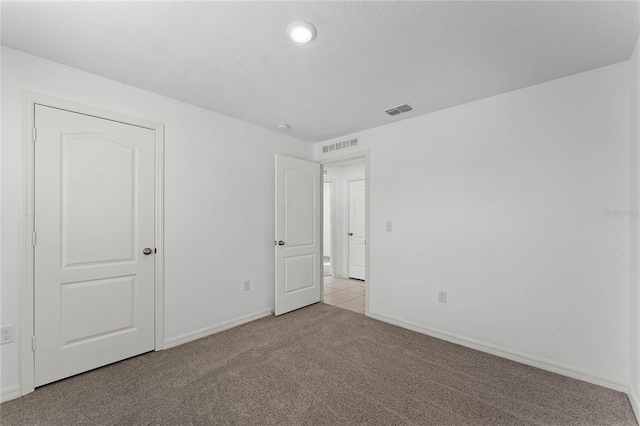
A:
[243, 280, 250, 291]
[1, 325, 15, 344]
[438, 291, 447, 303]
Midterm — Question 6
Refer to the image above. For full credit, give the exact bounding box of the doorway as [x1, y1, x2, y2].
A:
[321, 157, 367, 314]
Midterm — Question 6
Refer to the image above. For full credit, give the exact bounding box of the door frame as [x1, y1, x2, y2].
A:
[20, 93, 165, 396]
[346, 177, 365, 280]
[320, 151, 370, 315]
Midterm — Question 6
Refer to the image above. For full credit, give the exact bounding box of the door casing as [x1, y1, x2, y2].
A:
[21, 93, 165, 396]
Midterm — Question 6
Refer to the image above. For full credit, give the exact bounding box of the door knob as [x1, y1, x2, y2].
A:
[143, 247, 153, 255]
[348, 233, 353, 236]
[278, 241, 285, 246]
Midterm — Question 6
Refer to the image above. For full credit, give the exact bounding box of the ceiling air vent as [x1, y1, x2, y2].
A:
[322, 137, 358, 154]
[384, 103, 413, 117]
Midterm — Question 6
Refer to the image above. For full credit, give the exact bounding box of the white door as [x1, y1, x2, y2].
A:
[275, 155, 322, 315]
[348, 179, 366, 280]
[34, 105, 156, 386]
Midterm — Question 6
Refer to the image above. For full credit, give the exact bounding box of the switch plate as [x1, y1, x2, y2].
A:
[243, 280, 250, 291]
[386, 221, 393, 232]
[438, 291, 447, 303]
[1, 325, 15, 344]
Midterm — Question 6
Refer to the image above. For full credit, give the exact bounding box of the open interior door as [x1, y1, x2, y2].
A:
[275, 155, 322, 315]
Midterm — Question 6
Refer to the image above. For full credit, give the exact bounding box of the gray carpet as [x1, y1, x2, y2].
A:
[1, 303, 637, 425]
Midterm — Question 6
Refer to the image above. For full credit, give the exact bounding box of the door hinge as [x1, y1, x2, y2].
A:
[32, 128, 37, 142]
[32, 232, 37, 246]
[32, 336, 36, 351]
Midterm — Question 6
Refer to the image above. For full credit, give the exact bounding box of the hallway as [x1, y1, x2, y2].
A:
[323, 276, 365, 314]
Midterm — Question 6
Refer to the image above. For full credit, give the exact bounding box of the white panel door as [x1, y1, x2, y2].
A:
[275, 155, 321, 315]
[348, 179, 366, 280]
[34, 105, 155, 386]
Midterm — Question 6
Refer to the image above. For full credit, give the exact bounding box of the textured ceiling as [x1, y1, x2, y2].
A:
[2, 1, 638, 142]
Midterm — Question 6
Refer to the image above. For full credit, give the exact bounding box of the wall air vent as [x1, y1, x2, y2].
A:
[384, 103, 413, 117]
[321, 137, 358, 155]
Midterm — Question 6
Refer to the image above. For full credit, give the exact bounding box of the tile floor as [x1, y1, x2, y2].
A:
[323, 276, 365, 314]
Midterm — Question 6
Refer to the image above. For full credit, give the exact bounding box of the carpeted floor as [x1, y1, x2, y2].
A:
[1, 303, 637, 425]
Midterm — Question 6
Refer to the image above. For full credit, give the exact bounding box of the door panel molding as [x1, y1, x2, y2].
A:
[21, 93, 165, 396]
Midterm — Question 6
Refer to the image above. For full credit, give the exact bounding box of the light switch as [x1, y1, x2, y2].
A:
[386, 221, 393, 232]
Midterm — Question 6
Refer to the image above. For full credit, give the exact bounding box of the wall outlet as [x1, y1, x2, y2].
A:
[1, 325, 15, 344]
[386, 221, 393, 232]
[438, 290, 447, 303]
[243, 280, 250, 291]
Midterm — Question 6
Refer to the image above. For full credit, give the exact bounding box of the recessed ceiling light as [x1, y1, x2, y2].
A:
[277, 123, 290, 131]
[286, 21, 317, 43]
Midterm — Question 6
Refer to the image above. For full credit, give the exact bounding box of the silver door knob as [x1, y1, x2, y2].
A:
[143, 247, 153, 255]
[278, 241, 285, 246]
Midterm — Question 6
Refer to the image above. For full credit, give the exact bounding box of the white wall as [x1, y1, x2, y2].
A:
[324, 163, 365, 277]
[316, 62, 630, 385]
[630, 35, 640, 411]
[0, 47, 313, 392]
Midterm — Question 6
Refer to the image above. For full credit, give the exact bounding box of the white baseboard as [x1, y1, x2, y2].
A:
[164, 308, 273, 349]
[1, 386, 21, 403]
[629, 384, 640, 424]
[367, 310, 628, 392]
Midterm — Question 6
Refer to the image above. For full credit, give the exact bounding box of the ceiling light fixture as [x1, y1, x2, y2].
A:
[277, 123, 290, 131]
[286, 21, 317, 43]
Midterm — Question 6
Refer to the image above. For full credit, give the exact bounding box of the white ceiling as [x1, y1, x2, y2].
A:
[2, 1, 638, 142]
